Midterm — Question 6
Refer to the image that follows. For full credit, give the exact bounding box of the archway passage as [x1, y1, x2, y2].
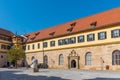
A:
[71, 60, 76, 68]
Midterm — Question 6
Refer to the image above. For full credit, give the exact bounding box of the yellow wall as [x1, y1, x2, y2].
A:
[25, 25, 120, 53]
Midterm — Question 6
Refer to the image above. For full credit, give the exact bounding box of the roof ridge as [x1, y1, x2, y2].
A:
[25, 7, 120, 35]
[25, 7, 120, 42]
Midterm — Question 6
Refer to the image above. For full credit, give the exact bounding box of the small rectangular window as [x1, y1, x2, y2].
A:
[87, 34, 95, 41]
[50, 41, 55, 47]
[111, 29, 120, 38]
[28, 45, 30, 50]
[43, 42, 47, 48]
[70, 37, 76, 44]
[38, 43, 40, 49]
[98, 32, 106, 40]
[64, 38, 69, 44]
[32, 44, 34, 49]
[78, 35, 84, 43]
[58, 39, 64, 46]
[1, 45, 6, 50]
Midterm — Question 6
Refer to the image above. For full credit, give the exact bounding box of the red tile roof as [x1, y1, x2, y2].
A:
[25, 7, 120, 43]
[0, 28, 13, 37]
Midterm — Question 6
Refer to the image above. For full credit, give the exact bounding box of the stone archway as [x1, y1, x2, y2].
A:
[68, 50, 80, 69]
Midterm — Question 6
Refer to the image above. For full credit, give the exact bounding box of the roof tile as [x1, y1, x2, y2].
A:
[25, 7, 120, 42]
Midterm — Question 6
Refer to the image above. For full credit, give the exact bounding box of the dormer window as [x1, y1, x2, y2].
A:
[67, 27, 73, 33]
[70, 22, 76, 28]
[90, 21, 97, 28]
[49, 32, 55, 37]
[35, 32, 40, 36]
[67, 22, 76, 33]
[31, 36, 36, 40]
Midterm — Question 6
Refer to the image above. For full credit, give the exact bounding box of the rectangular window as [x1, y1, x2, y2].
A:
[32, 44, 34, 49]
[50, 41, 55, 47]
[1, 45, 3, 49]
[1, 45, 6, 50]
[98, 32, 106, 40]
[7, 45, 11, 50]
[111, 29, 120, 38]
[58, 39, 64, 45]
[64, 38, 69, 44]
[78, 35, 84, 42]
[43, 42, 47, 48]
[28, 45, 30, 50]
[87, 34, 95, 41]
[38, 43, 40, 49]
[58, 39, 63, 45]
[70, 37, 76, 44]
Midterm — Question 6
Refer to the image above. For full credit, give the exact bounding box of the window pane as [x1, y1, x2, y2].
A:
[38, 43, 40, 49]
[98, 32, 106, 40]
[32, 44, 34, 49]
[111, 29, 120, 38]
[50, 41, 55, 47]
[58, 40, 64, 45]
[70, 37, 76, 44]
[87, 34, 94, 41]
[85, 52, 92, 65]
[78, 35, 84, 42]
[59, 54, 64, 65]
[64, 38, 69, 44]
[112, 50, 120, 65]
[43, 42, 47, 48]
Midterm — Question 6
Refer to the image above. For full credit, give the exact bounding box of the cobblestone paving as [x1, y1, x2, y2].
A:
[0, 68, 120, 80]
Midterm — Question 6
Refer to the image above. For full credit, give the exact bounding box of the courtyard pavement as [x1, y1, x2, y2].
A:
[0, 68, 120, 80]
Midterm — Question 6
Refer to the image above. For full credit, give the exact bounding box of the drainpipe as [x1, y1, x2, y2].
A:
[42, 40, 44, 65]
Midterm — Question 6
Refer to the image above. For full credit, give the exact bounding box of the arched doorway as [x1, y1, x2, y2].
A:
[44, 55, 48, 65]
[68, 50, 80, 69]
[43, 55, 48, 68]
[71, 60, 76, 68]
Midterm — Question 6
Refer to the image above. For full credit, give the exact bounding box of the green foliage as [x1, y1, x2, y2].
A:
[7, 46, 25, 63]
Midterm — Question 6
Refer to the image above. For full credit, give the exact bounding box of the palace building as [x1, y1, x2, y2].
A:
[1, 7, 120, 71]
[24, 7, 120, 71]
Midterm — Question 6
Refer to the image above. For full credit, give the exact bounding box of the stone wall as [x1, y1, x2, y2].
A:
[0, 53, 7, 67]
[26, 43, 120, 71]
[26, 52, 43, 65]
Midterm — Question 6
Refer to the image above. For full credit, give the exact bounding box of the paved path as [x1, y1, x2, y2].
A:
[0, 68, 120, 80]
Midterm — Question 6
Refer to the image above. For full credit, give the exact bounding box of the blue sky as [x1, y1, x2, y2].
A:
[0, 0, 120, 35]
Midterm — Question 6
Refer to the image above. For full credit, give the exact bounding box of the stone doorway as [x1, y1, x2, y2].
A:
[68, 50, 80, 69]
[71, 59, 76, 68]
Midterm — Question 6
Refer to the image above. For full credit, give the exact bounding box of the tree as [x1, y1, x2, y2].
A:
[7, 46, 25, 68]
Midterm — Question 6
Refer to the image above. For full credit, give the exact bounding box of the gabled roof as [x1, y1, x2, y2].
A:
[25, 7, 120, 43]
[0, 28, 13, 37]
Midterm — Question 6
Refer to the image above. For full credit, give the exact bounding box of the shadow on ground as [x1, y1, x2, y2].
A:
[0, 69, 70, 80]
[84, 78, 120, 80]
